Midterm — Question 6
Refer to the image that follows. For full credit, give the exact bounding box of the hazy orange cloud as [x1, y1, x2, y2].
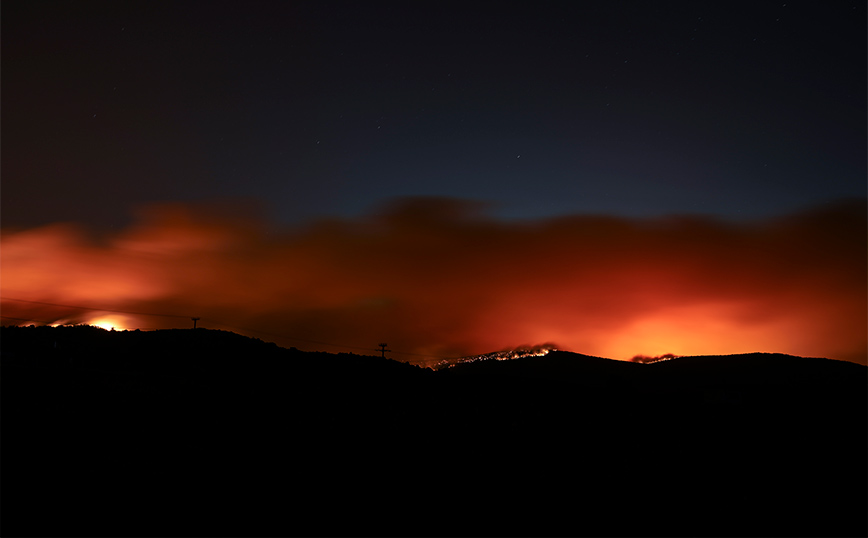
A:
[2, 197, 865, 365]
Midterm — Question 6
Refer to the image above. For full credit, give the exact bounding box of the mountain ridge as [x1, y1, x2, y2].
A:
[5, 323, 863, 373]
[2, 325, 866, 537]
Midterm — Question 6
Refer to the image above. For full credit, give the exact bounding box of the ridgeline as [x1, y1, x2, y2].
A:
[3, 325, 865, 537]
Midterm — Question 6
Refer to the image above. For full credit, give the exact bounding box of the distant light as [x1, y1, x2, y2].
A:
[436, 346, 556, 368]
[88, 315, 129, 331]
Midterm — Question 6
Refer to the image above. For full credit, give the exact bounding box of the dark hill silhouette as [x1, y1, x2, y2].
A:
[2, 325, 865, 537]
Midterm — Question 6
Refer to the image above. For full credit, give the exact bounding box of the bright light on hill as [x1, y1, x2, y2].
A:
[88, 315, 129, 331]
[434, 345, 556, 369]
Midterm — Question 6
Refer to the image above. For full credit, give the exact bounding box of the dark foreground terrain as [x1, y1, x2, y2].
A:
[2, 326, 866, 537]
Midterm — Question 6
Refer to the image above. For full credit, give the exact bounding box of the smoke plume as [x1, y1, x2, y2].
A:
[2, 197, 865, 365]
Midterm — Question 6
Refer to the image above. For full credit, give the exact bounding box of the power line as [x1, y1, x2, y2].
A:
[0, 315, 58, 325]
[0, 314, 163, 331]
[197, 317, 378, 354]
[197, 319, 453, 361]
[0, 296, 457, 363]
[0, 297, 192, 319]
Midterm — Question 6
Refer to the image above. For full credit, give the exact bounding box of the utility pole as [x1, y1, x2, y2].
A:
[191, 317, 200, 329]
[377, 343, 391, 358]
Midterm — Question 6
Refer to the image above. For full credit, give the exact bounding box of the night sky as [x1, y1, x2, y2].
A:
[2, 1, 866, 363]
[5, 1, 865, 226]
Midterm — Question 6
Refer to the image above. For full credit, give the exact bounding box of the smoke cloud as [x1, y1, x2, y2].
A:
[2, 197, 865, 365]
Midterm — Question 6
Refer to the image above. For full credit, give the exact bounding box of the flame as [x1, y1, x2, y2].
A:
[436, 345, 557, 369]
[1, 197, 865, 365]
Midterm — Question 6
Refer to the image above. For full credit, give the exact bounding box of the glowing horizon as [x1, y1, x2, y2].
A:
[2, 197, 865, 365]
[86, 315, 131, 332]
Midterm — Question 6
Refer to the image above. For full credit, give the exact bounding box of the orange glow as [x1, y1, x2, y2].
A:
[88, 315, 130, 332]
[1, 198, 865, 365]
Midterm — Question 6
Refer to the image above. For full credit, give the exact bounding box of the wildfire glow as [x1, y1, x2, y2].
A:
[87, 315, 130, 332]
[435, 345, 557, 369]
[1, 198, 865, 365]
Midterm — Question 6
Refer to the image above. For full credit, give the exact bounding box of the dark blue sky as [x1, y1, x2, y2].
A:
[3, 1, 865, 228]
